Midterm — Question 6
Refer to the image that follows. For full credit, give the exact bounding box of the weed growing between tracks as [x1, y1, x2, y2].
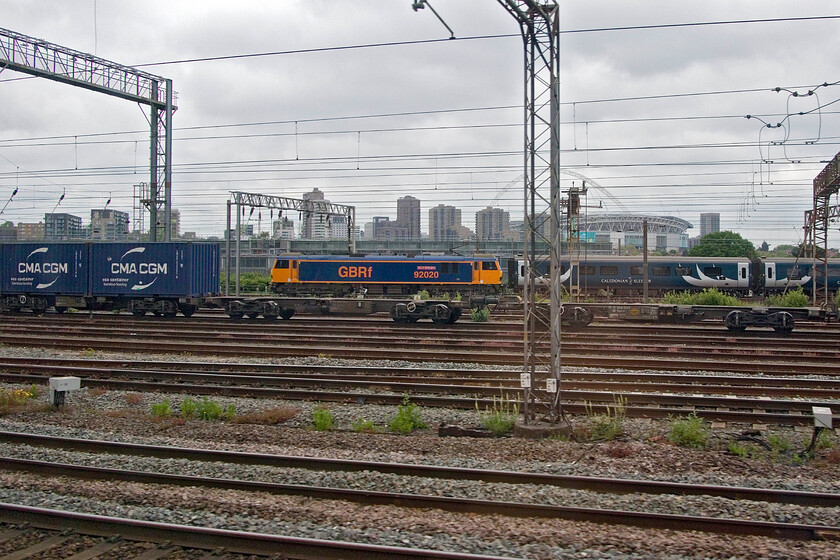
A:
[389, 395, 428, 434]
[0, 385, 39, 415]
[668, 413, 710, 448]
[580, 396, 627, 441]
[149, 396, 236, 422]
[312, 403, 335, 431]
[476, 393, 518, 435]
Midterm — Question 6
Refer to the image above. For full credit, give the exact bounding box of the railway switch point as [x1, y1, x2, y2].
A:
[49, 377, 80, 407]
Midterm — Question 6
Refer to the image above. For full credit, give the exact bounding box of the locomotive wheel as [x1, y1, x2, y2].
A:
[53, 306, 67, 314]
[279, 309, 295, 320]
[131, 309, 146, 317]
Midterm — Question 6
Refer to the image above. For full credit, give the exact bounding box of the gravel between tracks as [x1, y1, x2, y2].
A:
[0, 346, 839, 559]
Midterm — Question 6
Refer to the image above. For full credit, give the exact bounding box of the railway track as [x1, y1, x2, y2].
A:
[0, 505, 512, 560]
[0, 357, 834, 425]
[0, 314, 838, 375]
[2, 431, 839, 541]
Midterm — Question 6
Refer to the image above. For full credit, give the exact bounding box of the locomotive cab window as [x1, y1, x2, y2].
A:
[274, 259, 290, 269]
[675, 266, 691, 276]
[482, 261, 498, 270]
[651, 266, 670, 276]
[600, 265, 619, 276]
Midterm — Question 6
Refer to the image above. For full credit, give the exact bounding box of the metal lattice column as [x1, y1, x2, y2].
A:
[497, 1, 563, 424]
[0, 27, 176, 241]
[811, 151, 840, 307]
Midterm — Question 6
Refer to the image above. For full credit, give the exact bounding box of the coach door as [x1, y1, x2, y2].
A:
[765, 262, 777, 289]
[738, 262, 750, 288]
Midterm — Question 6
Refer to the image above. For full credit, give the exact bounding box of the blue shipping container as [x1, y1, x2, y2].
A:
[89, 242, 220, 297]
[0, 243, 88, 295]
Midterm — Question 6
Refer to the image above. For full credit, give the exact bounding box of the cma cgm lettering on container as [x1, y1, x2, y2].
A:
[2, 244, 87, 293]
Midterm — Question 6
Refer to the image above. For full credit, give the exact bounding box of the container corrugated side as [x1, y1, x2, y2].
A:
[0, 243, 88, 295]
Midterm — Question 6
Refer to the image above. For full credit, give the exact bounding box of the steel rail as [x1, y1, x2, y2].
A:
[0, 369, 831, 424]
[1, 456, 838, 541]
[0, 503, 512, 560]
[2, 314, 839, 348]
[3, 355, 839, 388]
[4, 361, 840, 400]
[0, 329, 838, 375]
[2, 374, 814, 426]
[0, 362, 836, 413]
[2, 431, 839, 508]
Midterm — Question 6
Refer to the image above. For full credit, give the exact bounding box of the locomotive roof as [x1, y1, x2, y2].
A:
[280, 255, 496, 261]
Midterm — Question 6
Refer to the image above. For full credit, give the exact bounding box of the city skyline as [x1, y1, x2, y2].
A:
[1, 2, 838, 249]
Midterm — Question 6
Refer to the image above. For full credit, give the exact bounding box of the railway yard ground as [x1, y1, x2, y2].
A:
[0, 314, 838, 558]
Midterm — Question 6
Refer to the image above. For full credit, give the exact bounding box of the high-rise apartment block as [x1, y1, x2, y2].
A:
[90, 208, 130, 240]
[44, 213, 83, 240]
[396, 196, 421, 239]
[475, 206, 510, 241]
[699, 213, 720, 238]
[429, 204, 473, 241]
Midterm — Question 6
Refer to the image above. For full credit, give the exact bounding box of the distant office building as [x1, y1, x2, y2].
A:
[396, 196, 421, 239]
[371, 216, 413, 241]
[170, 209, 181, 239]
[300, 188, 328, 240]
[16, 222, 44, 241]
[90, 208, 129, 241]
[429, 204, 472, 241]
[0, 222, 17, 241]
[273, 217, 296, 240]
[44, 213, 83, 240]
[699, 213, 720, 238]
[475, 207, 511, 241]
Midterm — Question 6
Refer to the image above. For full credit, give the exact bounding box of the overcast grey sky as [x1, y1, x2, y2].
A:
[1, 1, 838, 247]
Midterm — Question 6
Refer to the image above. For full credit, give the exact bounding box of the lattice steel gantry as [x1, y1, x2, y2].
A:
[496, 1, 564, 425]
[809, 151, 840, 307]
[0, 27, 176, 241]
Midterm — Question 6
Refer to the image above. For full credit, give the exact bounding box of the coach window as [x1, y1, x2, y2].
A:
[651, 266, 670, 276]
[703, 266, 723, 279]
[675, 266, 691, 276]
[630, 265, 643, 276]
[600, 265, 619, 276]
[580, 265, 595, 276]
[788, 268, 803, 280]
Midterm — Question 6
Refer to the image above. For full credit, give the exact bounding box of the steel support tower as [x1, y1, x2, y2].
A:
[496, 1, 563, 423]
[226, 191, 356, 296]
[0, 27, 175, 241]
[809, 151, 840, 307]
